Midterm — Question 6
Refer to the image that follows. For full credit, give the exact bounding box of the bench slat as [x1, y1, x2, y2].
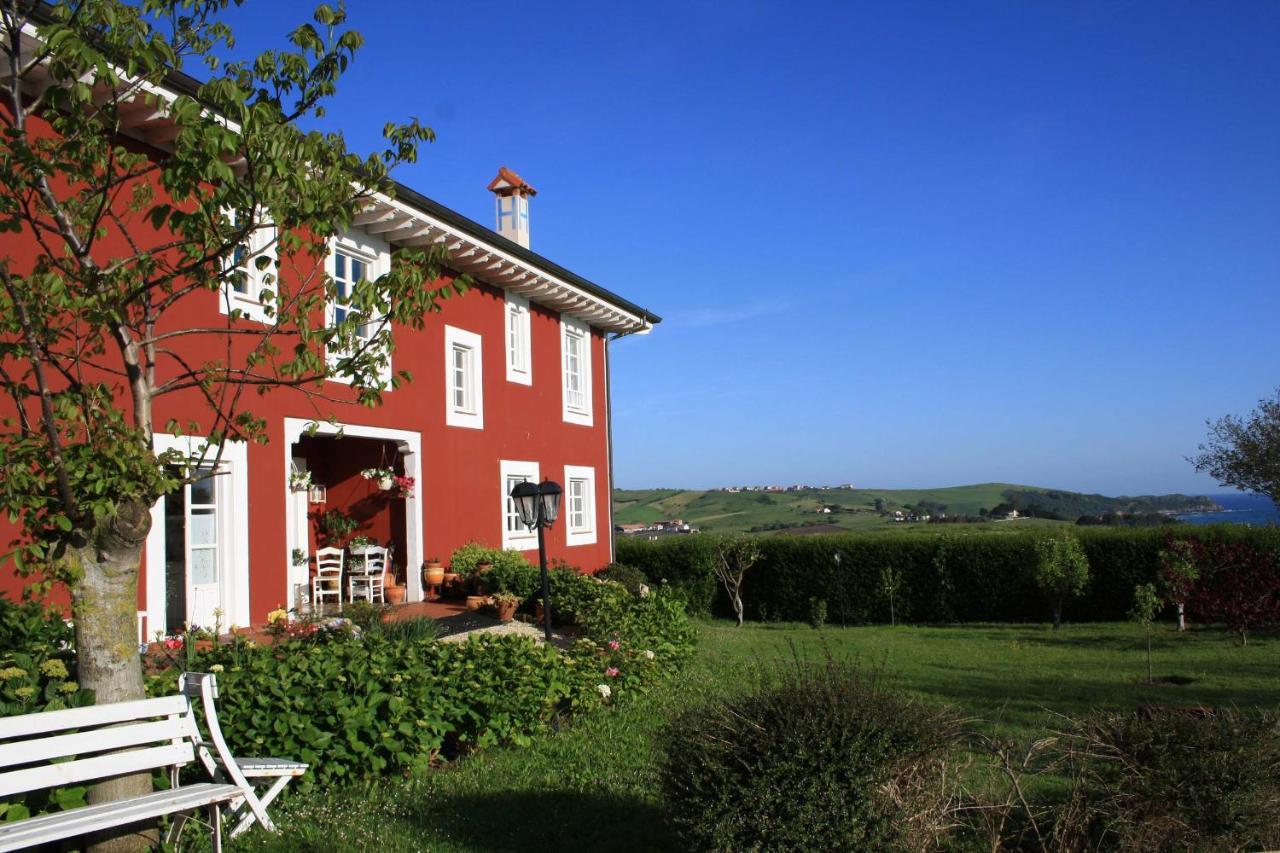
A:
[0, 695, 189, 740]
[0, 716, 196, 769]
[0, 742, 194, 799]
[0, 782, 241, 852]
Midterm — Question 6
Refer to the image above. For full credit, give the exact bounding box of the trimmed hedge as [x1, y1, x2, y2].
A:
[617, 526, 1280, 624]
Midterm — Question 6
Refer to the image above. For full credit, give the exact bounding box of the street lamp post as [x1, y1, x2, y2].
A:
[509, 479, 562, 641]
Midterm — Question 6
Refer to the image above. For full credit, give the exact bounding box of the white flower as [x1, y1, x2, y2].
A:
[643, 649, 655, 660]
[210, 664, 224, 673]
[596, 683, 612, 700]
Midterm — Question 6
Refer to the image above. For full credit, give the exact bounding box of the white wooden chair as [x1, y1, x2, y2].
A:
[312, 547, 344, 609]
[348, 545, 387, 604]
[0, 671, 300, 852]
[178, 673, 308, 839]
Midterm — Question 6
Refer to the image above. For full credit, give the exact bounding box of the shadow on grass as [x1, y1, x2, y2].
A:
[405, 789, 674, 853]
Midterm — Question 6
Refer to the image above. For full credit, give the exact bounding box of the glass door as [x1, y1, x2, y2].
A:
[163, 465, 222, 632]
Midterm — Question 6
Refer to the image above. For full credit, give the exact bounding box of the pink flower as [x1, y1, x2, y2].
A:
[605, 667, 619, 678]
[163, 636, 183, 650]
[608, 639, 620, 651]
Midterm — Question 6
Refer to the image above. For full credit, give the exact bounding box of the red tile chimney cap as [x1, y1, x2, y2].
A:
[487, 166, 537, 197]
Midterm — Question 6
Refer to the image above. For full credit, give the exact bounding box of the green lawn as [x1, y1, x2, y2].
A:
[236, 622, 1280, 852]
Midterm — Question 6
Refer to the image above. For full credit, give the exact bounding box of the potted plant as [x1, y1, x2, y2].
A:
[385, 583, 407, 605]
[491, 592, 519, 622]
[393, 474, 415, 499]
[361, 467, 396, 491]
[423, 558, 445, 588]
[288, 467, 312, 492]
[348, 535, 374, 554]
[317, 509, 359, 547]
[465, 594, 490, 612]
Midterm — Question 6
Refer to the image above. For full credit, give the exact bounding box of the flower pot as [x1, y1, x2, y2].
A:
[465, 595, 490, 612]
[378, 476, 394, 491]
[385, 584, 407, 605]
[493, 600, 518, 622]
[383, 570, 397, 589]
[424, 564, 445, 587]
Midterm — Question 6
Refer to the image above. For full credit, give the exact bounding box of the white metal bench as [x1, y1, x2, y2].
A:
[0, 671, 306, 851]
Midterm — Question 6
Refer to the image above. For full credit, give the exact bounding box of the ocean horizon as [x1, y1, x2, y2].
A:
[1175, 492, 1280, 527]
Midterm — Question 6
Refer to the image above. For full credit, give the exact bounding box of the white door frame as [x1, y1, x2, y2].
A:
[283, 418, 424, 609]
[145, 435, 250, 636]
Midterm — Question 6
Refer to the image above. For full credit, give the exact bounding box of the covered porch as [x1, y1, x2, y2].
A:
[283, 419, 424, 611]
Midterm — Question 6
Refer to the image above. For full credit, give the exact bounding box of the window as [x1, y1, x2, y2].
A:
[500, 460, 539, 549]
[325, 232, 391, 386]
[220, 209, 276, 324]
[444, 325, 484, 429]
[332, 250, 373, 344]
[563, 464, 596, 546]
[561, 315, 593, 426]
[505, 292, 532, 385]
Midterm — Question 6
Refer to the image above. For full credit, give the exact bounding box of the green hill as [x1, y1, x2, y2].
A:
[612, 483, 1216, 535]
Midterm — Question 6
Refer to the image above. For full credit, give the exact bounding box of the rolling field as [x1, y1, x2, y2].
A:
[613, 483, 1063, 534]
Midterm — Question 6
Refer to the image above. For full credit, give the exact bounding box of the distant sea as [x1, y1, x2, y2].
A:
[1175, 493, 1280, 527]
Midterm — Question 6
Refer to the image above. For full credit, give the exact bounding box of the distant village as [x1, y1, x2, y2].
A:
[615, 519, 699, 539]
[712, 484, 857, 493]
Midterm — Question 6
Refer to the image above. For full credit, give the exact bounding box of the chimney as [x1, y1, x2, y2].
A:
[487, 166, 537, 248]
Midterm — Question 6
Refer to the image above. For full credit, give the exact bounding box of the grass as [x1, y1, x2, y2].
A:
[235, 621, 1280, 852]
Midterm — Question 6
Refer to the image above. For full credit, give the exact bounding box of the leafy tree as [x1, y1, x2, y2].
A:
[713, 535, 761, 627]
[0, 0, 462, 818]
[1033, 532, 1089, 630]
[1158, 537, 1198, 632]
[1190, 388, 1280, 505]
[1183, 538, 1280, 646]
[1130, 582, 1161, 684]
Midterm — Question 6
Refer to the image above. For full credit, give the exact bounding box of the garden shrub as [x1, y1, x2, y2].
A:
[597, 561, 648, 595]
[1058, 707, 1280, 852]
[660, 654, 964, 852]
[618, 526, 1280, 624]
[144, 632, 598, 786]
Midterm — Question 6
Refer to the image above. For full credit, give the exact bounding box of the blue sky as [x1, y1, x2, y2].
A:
[223, 1, 1280, 495]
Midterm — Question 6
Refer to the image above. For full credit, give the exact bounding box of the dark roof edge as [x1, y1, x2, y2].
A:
[26, 4, 661, 325]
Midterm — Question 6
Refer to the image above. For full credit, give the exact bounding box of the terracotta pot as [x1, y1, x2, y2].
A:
[493, 599, 518, 622]
[383, 570, 397, 588]
[424, 564, 445, 587]
[385, 584, 407, 605]
[465, 595, 490, 612]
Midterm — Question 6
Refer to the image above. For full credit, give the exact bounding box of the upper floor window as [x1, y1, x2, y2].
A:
[505, 292, 532, 385]
[500, 459, 539, 549]
[220, 209, 276, 324]
[561, 315, 593, 426]
[564, 465, 597, 546]
[325, 232, 391, 387]
[444, 325, 484, 429]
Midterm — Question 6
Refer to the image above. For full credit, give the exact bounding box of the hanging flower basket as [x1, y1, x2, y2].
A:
[289, 468, 312, 492]
[361, 467, 396, 490]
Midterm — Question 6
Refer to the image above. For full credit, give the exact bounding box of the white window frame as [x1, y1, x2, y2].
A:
[505, 292, 532, 385]
[324, 230, 392, 387]
[219, 209, 277, 325]
[444, 325, 484, 429]
[563, 464, 597, 546]
[560, 314, 593, 426]
[500, 459, 540, 550]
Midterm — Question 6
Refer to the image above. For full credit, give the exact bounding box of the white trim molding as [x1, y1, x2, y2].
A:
[283, 418, 425, 607]
[444, 325, 484, 430]
[504, 292, 532, 386]
[560, 314, 593, 426]
[499, 459, 540, 550]
[218, 209, 277, 325]
[563, 464, 598, 547]
[145, 435, 250, 635]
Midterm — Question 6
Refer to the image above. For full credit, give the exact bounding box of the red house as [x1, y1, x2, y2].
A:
[0, 48, 659, 637]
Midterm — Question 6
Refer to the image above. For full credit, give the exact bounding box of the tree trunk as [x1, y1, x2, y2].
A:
[1051, 602, 1062, 631]
[731, 588, 744, 627]
[1176, 603, 1185, 632]
[70, 500, 156, 852]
